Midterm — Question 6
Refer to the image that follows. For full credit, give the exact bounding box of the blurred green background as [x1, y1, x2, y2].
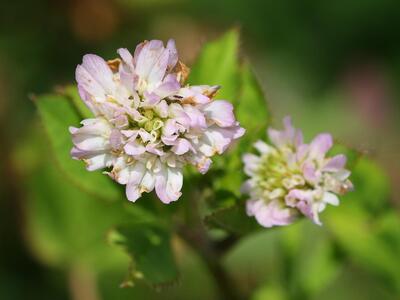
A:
[0, 0, 399, 299]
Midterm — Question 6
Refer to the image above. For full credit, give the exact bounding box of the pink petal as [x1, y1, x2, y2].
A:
[268, 116, 303, 148]
[166, 39, 178, 69]
[135, 40, 165, 83]
[204, 100, 235, 127]
[168, 103, 190, 127]
[247, 199, 297, 228]
[124, 140, 146, 156]
[183, 105, 207, 130]
[153, 74, 180, 99]
[109, 129, 124, 150]
[302, 162, 319, 184]
[126, 183, 141, 202]
[148, 48, 170, 86]
[323, 154, 346, 172]
[76, 54, 114, 95]
[171, 138, 193, 155]
[155, 167, 183, 204]
[117, 48, 134, 68]
[193, 156, 212, 174]
[309, 133, 333, 160]
[155, 100, 169, 118]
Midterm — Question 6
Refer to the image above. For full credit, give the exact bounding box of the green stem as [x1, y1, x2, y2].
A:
[178, 181, 242, 300]
[178, 226, 241, 300]
[68, 263, 100, 300]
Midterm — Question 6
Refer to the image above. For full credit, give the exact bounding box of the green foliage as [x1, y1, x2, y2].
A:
[204, 203, 260, 236]
[62, 85, 94, 119]
[350, 157, 391, 212]
[236, 63, 270, 132]
[189, 29, 240, 101]
[26, 162, 129, 270]
[326, 203, 400, 291]
[29, 29, 399, 300]
[108, 222, 179, 287]
[325, 157, 400, 292]
[253, 284, 287, 300]
[199, 35, 271, 235]
[35, 93, 121, 201]
[280, 223, 341, 297]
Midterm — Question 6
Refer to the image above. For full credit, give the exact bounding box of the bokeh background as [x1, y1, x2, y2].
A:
[1, 0, 399, 299]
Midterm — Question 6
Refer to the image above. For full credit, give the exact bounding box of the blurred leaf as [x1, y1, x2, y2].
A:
[22, 123, 161, 286]
[326, 201, 400, 291]
[325, 157, 399, 291]
[375, 212, 400, 253]
[108, 222, 179, 288]
[204, 203, 260, 236]
[237, 63, 270, 132]
[279, 223, 339, 297]
[224, 230, 285, 297]
[206, 62, 270, 209]
[210, 63, 270, 197]
[25, 161, 139, 271]
[328, 142, 361, 171]
[209, 64, 270, 196]
[209, 148, 245, 197]
[35, 93, 121, 201]
[282, 223, 341, 297]
[61, 85, 93, 119]
[252, 284, 287, 300]
[189, 29, 240, 101]
[350, 157, 391, 212]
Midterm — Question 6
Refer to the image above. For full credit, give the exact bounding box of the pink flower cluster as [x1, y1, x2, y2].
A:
[70, 40, 244, 203]
[242, 117, 353, 227]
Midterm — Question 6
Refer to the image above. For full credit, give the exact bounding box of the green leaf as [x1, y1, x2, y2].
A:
[189, 29, 240, 101]
[108, 222, 179, 288]
[205, 63, 270, 200]
[350, 157, 391, 212]
[21, 124, 157, 273]
[253, 284, 287, 300]
[204, 203, 260, 236]
[61, 85, 93, 119]
[281, 223, 341, 297]
[189, 30, 269, 237]
[375, 212, 400, 254]
[35, 93, 121, 201]
[26, 164, 128, 269]
[326, 202, 400, 291]
[325, 157, 399, 291]
[236, 62, 270, 132]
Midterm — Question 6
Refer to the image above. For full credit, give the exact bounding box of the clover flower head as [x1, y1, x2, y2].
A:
[70, 39, 244, 203]
[242, 116, 353, 227]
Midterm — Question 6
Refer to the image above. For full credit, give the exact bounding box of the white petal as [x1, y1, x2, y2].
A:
[203, 100, 235, 127]
[140, 172, 156, 193]
[155, 167, 183, 204]
[126, 183, 141, 202]
[254, 140, 272, 154]
[322, 192, 340, 206]
[85, 153, 113, 171]
[124, 140, 146, 156]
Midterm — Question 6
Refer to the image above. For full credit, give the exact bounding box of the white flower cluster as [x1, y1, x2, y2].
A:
[242, 117, 353, 227]
[70, 40, 244, 203]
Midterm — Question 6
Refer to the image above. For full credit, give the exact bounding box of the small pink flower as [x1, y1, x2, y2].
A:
[242, 117, 353, 227]
[71, 39, 245, 203]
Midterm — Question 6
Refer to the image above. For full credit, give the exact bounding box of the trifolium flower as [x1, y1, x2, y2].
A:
[70, 39, 245, 203]
[242, 117, 353, 227]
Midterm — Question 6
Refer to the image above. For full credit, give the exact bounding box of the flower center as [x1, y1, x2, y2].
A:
[255, 149, 305, 198]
